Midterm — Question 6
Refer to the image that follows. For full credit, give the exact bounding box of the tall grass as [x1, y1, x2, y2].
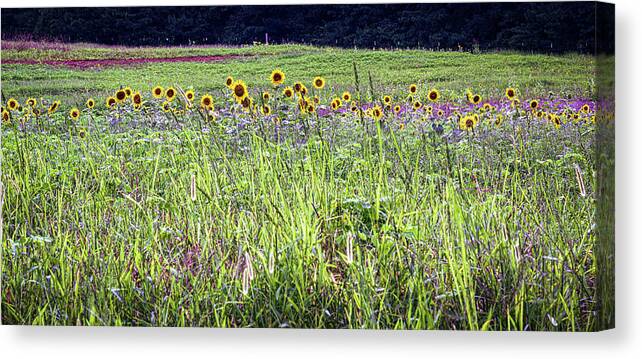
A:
[1, 107, 597, 329]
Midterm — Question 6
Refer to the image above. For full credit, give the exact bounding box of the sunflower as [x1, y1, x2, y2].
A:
[204, 110, 216, 122]
[200, 94, 214, 109]
[394, 105, 401, 114]
[270, 69, 285, 86]
[293, 82, 303, 93]
[86, 98, 95, 109]
[185, 90, 195, 102]
[123, 87, 132, 98]
[471, 94, 482, 105]
[372, 105, 383, 120]
[225, 76, 234, 88]
[529, 99, 539, 109]
[331, 99, 339, 111]
[165, 87, 177, 102]
[413, 101, 422, 111]
[306, 104, 315, 113]
[132, 92, 143, 107]
[399, 123, 405, 131]
[511, 99, 521, 109]
[505, 87, 516, 100]
[115, 89, 127, 103]
[161, 101, 171, 113]
[283, 87, 294, 99]
[581, 104, 590, 113]
[409, 84, 418, 94]
[241, 96, 253, 112]
[232, 80, 248, 103]
[459, 115, 477, 131]
[26, 98, 37, 107]
[552, 116, 562, 129]
[69, 107, 80, 120]
[106, 96, 117, 108]
[483, 103, 492, 111]
[383, 95, 392, 104]
[299, 85, 308, 96]
[495, 115, 504, 127]
[262, 104, 271, 116]
[2, 110, 10, 124]
[48, 101, 60, 114]
[298, 97, 310, 112]
[7, 98, 19, 111]
[428, 89, 440, 102]
[313, 76, 325, 89]
[78, 128, 87, 139]
[152, 86, 164, 99]
[341, 91, 351, 102]
[262, 91, 270, 101]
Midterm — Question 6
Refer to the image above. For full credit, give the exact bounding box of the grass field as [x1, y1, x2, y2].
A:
[1, 42, 613, 329]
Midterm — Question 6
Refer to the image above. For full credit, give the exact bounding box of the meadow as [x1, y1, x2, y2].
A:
[1, 42, 612, 330]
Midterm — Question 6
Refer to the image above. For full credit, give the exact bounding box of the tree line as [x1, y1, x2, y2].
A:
[1, 3, 613, 54]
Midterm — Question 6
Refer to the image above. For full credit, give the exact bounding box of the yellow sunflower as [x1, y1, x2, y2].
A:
[225, 76, 234, 88]
[529, 99, 539, 109]
[383, 95, 392, 104]
[200, 94, 214, 109]
[313, 76, 326, 89]
[2, 110, 10, 124]
[48, 101, 61, 114]
[283, 87, 294, 99]
[7, 98, 20, 111]
[152, 86, 164, 99]
[581, 104, 590, 113]
[106, 97, 117, 108]
[270, 69, 285, 86]
[185, 90, 195, 102]
[165, 87, 177, 102]
[372, 105, 383, 120]
[459, 115, 477, 131]
[342, 91, 351, 102]
[69, 107, 80, 120]
[132, 92, 143, 107]
[505, 87, 516, 100]
[427, 89, 440, 102]
[232, 80, 248, 103]
[115, 89, 127, 103]
[495, 115, 504, 127]
[26, 98, 37, 107]
[409, 84, 418, 94]
[262, 104, 271, 116]
[262, 91, 270, 101]
[86, 98, 95, 109]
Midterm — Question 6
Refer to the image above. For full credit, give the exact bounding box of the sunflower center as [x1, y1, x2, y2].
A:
[235, 85, 245, 97]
